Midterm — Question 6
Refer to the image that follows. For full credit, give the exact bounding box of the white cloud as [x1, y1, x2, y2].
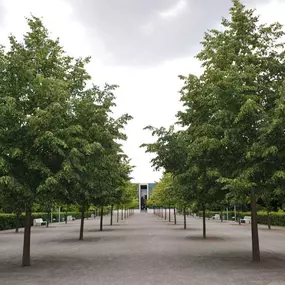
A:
[256, 0, 285, 25]
[158, 0, 187, 19]
[140, 21, 154, 36]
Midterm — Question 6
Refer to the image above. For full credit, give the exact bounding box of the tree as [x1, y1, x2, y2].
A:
[193, 0, 285, 260]
[0, 16, 90, 266]
[143, 0, 285, 261]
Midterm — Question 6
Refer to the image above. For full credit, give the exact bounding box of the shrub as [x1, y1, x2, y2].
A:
[0, 211, 98, 231]
[195, 210, 285, 226]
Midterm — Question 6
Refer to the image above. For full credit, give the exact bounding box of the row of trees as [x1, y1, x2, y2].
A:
[147, 173, 194, 230]
[143, 0, 285, 262]
[0, 17, 135, 266]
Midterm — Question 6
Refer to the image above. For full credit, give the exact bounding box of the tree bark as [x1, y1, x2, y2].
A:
[183, 207, 187, 230]
[15, 212, 20, 233]
[22, 208, 32, 266]
[100, 206, 104, 231]
[46, 210, 50, 228]
[238, 209, 241, 225]
[220, 210, 223, 223]
[174, 208, 177, 225]
[65, 208, 68, 224]
[168, 206, 171, 222]
[267, 208, 271, 230]
[164, 208, 167, 220]
[117, 208, 119, 223]
[251, 189, 260, 262]
[79, 207, 85, 240]
[202, 206, 206, 239]
[121, 206, 124, 220]
[110, 205, 113, 226]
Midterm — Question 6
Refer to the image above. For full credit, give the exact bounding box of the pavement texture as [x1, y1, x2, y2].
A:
[1, 213, 285, 285]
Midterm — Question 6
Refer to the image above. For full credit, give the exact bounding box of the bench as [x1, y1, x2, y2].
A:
[67, 215, 73, 221]
[33, 218, 47, 226]
[240, 216, 251, 224]
[212, 214, 220, 220]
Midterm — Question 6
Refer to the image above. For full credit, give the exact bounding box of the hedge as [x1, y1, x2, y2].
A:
[0, 209, 109, 231]
[196, 210, 285, 227]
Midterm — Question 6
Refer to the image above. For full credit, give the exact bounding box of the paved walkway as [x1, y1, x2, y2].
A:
[1, 213, 285, 285]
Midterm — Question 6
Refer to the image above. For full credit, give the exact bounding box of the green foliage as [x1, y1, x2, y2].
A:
[196, 210, 285, 227]
[0, 16, 133, 215]
[0, 210, 112, 231]
[143, 0, 285, 221]
[0, 16, 134, 263]
[147, 173, 191, 208]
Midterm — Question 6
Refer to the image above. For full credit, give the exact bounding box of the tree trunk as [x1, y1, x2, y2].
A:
[174, 208, 177, 225]
[117, 208, 119, 223]
[202, 206, 206, 239]
[121, 206, 124, 220]
[15, 212, 20, 233]
[183, 207, 186, 230]
[267, 208, 271, 230]
[220, 210, 223, 223]
[22, 208, 32, 267]
[110, 205, 113, 226]
[238, 209, 241, 225]
[46, 210, 50, 228]
[168, 207, 171, 222]
[79, 208, 85, 240]
[251, 189, 260, 262]
[65, 208, 68, 224]
[100, 206, 104, 231]
[164, 208, 167, 220]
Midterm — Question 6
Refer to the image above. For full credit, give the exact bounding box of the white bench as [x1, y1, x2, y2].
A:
[212, 214, 220, 220]
[240, 216, 251, 224]
[33, 218, 47, 226]
[67, 215, 73, 221]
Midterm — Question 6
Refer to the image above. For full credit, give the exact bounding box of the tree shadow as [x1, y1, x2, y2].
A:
[47, 236, 102, 243]
[175, 250, 285, 271]
[172, 227, 201, 231]
[184, 235, 227, 241]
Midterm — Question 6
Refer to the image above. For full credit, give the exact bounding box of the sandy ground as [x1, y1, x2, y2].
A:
[0, 212, 285, 285]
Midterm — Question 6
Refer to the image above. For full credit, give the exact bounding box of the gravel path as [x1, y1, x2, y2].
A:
[1, 212, 285, 285]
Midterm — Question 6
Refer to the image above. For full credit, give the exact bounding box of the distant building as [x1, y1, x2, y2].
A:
[138, 183, 156, 212]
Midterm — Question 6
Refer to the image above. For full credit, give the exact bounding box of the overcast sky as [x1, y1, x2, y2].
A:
[0, 0, 284, 183]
